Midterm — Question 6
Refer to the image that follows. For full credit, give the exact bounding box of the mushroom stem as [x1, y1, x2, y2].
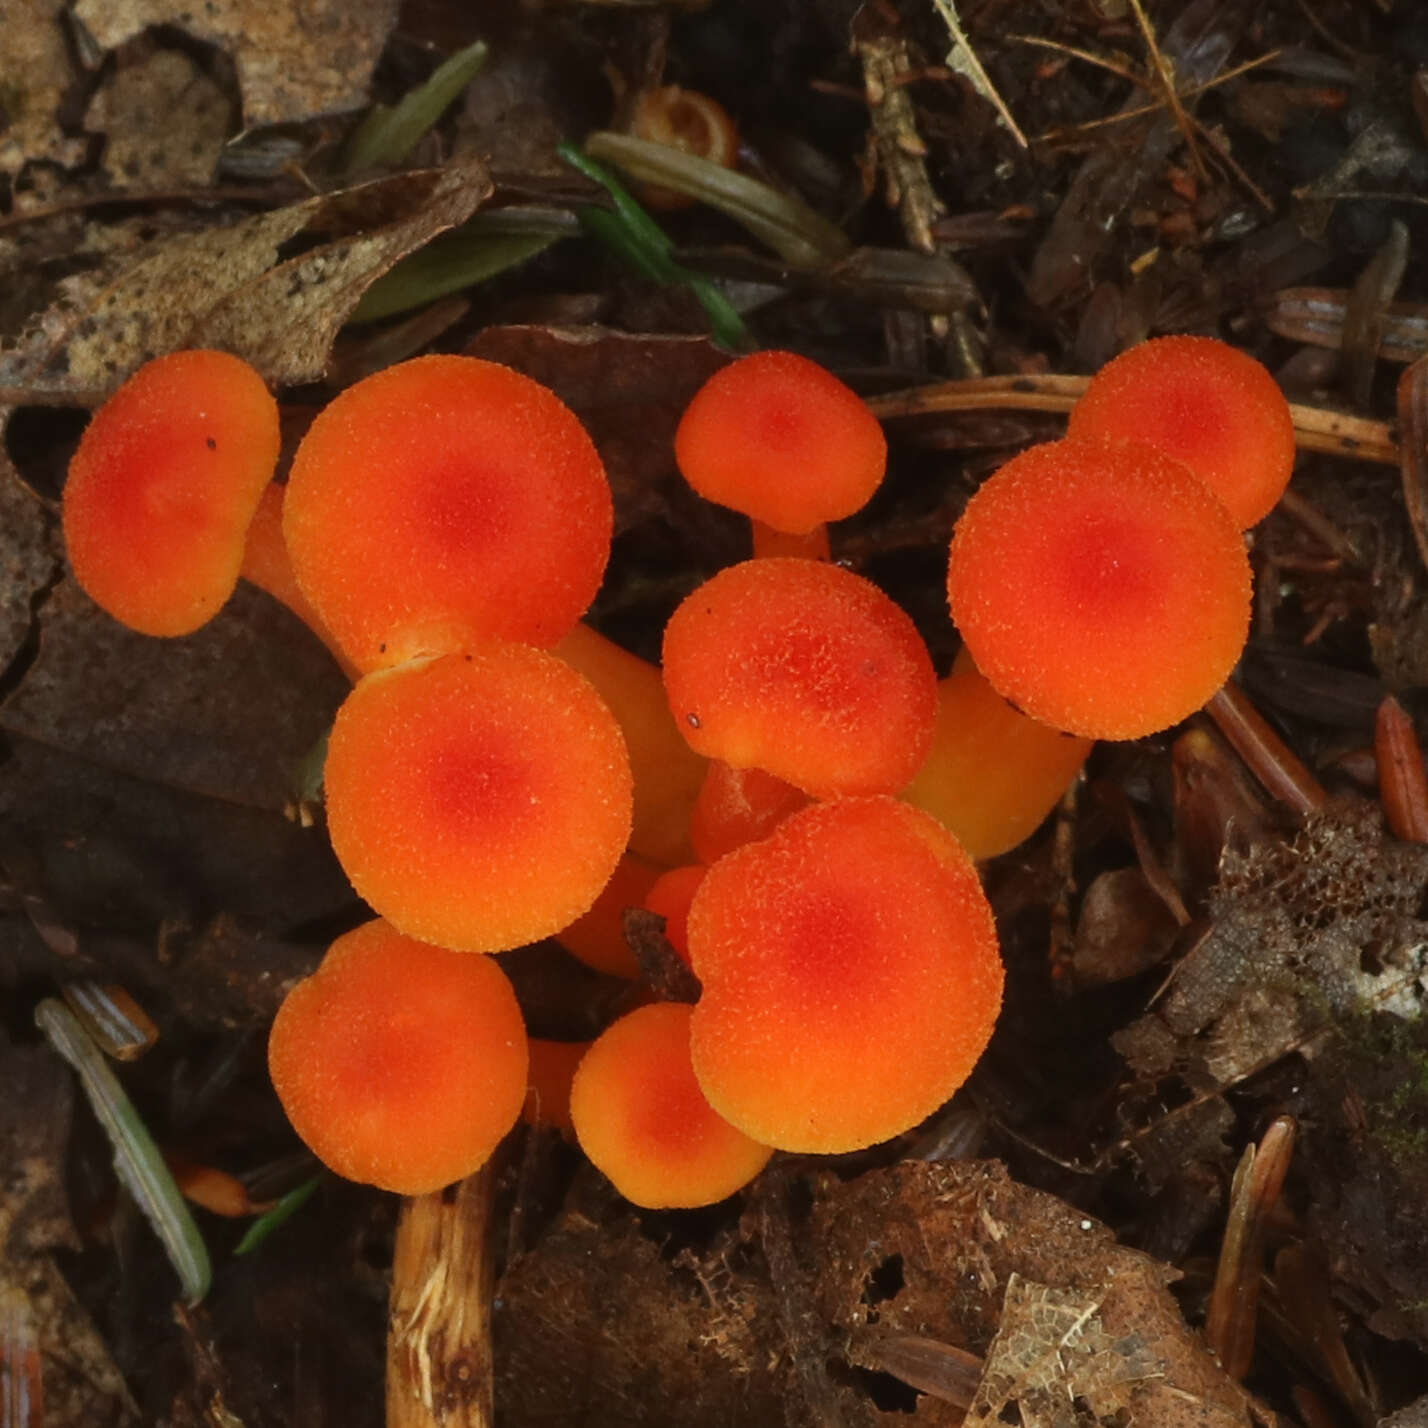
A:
[749, 520, 831, 561]
[903, 647, 1093, 859]
[555, 622, 706, 867]
[387, 1168, 496, 1428]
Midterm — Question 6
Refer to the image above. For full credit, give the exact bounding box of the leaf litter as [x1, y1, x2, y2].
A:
[5, 0, 1428, 1423]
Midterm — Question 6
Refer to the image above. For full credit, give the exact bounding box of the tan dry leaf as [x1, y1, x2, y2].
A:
[964, 1275, 1162, 1428]
[0, 160, 490, 391]
[73, 0, 399, 127]
[85, 49, 233, 189]
[0, 0, 88, 176]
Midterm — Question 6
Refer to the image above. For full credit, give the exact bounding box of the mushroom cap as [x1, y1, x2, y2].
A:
[522, 1038, 590, 1135]
[642, 864, 707, 965]
[947, 435, 1251, 740]
[674, 350, 887, 534]
[324, 645, 633, 953]
[690, 761, 810, 865]
[267, 919, 528, 1195]
[556, 851, 662, 980]
[62, 350, 280, 636]
[1067, 336, 1295, 528]
[570, 1002, 773, 1207]
[662, 558, 938, 799]
[902, 647, 1094, 860]
[688, 797, 1003, 1153]
[284, 355, 612, 673]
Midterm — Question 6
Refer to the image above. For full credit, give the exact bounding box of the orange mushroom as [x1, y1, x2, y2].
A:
[570, 1002, 773, 1208]
[556, 851, 662, 979]
[522, 1038, 590, 1136]
[690, 761, 811, 865]
[323, 645, 633, 953]
[662, 557, 938, 799]
[674, 350, 886, 549]
[629, 84, 740, 211]
[688, 797, 1002, 1153]
[903, 647, 1093, 860]
[1067, 335, 1295, 528]
[947, 435, 1251, 740]
[62, 349, 280, 636]
[284, 355, 612, 674]
[268, 919, 528, 1195]
[642, 864, 706, 965]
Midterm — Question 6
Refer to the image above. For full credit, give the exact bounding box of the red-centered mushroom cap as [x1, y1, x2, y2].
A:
[674, 351, 887, 534]
[688, 797, 1002, 1153]
[1067, 336, 1295, 528]
[570, 1002, 773, 1208]
[690, 761, 811, 864]
[284, 355, 612, 673]
[642, 864, 706, 965]
[324, 645, 633, 953]
[267, 919, 528, 1195]
[62, 350, 279, 636]
[947, 436, 1251, 740]
[662, 558, 937, 798]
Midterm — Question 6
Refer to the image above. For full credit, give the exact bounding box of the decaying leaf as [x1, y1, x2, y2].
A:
[0, 0, 88, 176]
[0, 451, 60, 679]
[495, 1160, 1260, 1427]
[0, 161, 491, 393]
[1115, 800, 1428, 1086]
[72, 0, 399, 128]
[85, 49, 233, 190]
[963, 1274, 1163, 1428]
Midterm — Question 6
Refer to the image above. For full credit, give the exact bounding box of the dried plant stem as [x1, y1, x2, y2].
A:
[867, 375, 1398, 465]
[387, 1170, 496, 1428]
[1206, 1115, 1297, 1379]
[1375, 694, 1428, 843]
[1204, 682, 1327, 815]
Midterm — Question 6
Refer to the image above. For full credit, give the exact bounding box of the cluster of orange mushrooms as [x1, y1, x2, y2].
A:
[60, 331, 1293, 1208]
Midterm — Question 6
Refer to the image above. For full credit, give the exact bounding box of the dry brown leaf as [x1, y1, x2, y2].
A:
[0, 454, 60, 678]
[0, 579, 348, 812]
[0, 0, 88, 176]
[0, 161, 490, 392]
[85, 49, 233, 189]
[964, 1275, 1162, 1428]
[73, 0, 399, 128]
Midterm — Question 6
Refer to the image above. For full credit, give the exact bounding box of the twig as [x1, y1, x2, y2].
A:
[1203, 681, 1328, 815]
[1126, 0, 1208, 179]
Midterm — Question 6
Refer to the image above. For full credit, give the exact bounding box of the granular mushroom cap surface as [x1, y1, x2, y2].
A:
[283, 354, 612, 673]
[947, 435, 1251, 741]
[662, 558, 938, 799]
[63, 349, 280, 636]
[323, 645, 633, 953]
[687, 797, 1003, 1154]
[1067, 335, 1295, 528]
[570, 1002, 774, 1208]
[674, 350, 887, 534]
[267, 919, 528, 1196]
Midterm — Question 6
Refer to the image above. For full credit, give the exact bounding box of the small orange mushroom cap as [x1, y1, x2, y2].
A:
[662, 558, 937, 799]
[63, 350, 279, 636]
[674, 351, 887, 534]
[556, 851, 662, 980]
[284, 355, 612, 673]
[324, 645, 633, 953]
[522, 1038, 590, 1136]
[1067, 336, 1295, 528]
[268, 919, 528, 1195]
[690, 761, 811, 865]
[570, 1002, 773, 1208]
[688, 797, 1003, 1153]
[642, 864, 706, 965]
[947, 436, 1251, 741]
